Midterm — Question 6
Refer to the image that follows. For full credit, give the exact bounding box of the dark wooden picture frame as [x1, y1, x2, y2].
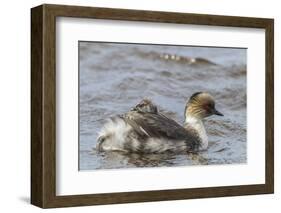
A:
[31, 4, 274, 208]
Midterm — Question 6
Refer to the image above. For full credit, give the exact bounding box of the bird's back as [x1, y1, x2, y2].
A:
[123, 110, 200, 152]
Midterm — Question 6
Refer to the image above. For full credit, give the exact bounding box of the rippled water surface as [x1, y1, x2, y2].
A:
[79, 42, 247, 170]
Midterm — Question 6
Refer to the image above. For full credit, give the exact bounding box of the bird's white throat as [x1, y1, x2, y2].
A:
[185, 115, 208, 150]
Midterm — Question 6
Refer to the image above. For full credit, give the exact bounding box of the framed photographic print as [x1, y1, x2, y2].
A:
[31, 4, 274, 208]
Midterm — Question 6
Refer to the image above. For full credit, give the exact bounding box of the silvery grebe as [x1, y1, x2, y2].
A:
[96, 92, 223, 153]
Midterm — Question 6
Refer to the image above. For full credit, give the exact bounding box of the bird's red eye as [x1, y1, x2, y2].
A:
[203, 104, 209, 110]
[203, 103, 213, 112]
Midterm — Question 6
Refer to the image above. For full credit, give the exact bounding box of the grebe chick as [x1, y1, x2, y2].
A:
[96, 92, 223, 153]
[131, 98, 158, 114]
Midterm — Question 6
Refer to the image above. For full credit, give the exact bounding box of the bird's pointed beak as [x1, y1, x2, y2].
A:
[213, 108, 223, 116]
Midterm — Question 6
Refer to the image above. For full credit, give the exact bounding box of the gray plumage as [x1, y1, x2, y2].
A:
[131, 98, 158, 114]
[122, 110, 200, 152]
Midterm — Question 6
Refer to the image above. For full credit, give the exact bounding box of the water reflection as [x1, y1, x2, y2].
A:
[86, 148, 213, 170]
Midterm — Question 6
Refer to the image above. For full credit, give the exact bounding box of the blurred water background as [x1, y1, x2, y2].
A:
[79, 42, 246, 170]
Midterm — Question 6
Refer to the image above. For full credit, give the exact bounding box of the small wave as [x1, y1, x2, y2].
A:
[206, 118, 246, 137]
[135, 50, 217, 66]
[159, 53, 217, 66]
[228, 65, 247, 78]
[160, 70, 173, 77]
[160, 53, 217, 65]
